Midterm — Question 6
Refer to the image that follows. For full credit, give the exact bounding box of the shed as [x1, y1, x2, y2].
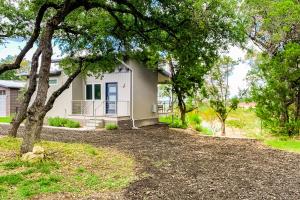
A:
[0, 80, 26, 117]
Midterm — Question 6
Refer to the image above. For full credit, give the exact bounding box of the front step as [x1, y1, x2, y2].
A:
[85, 119, 105, 129]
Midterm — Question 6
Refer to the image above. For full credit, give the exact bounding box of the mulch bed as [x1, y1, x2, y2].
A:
[1, 124, 300, 200]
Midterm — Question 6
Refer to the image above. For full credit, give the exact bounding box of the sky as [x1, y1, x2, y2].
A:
[0, 40, 251, 96]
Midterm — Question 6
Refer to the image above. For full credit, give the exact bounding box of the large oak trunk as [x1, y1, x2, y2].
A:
[8, 47, 41, 137]
[20, 117, 39, 154]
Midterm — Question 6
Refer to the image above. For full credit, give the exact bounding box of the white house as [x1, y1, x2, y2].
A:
[38, 59, 170, 128]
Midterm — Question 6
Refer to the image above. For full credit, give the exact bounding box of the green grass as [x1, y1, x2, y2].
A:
[105, 123, 118, 130]
[0, 137, 136, 199]
[264, 139, 300, 153]
[0, 116, 12, 123]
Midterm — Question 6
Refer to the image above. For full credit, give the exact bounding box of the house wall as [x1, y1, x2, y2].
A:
[129, 60, 158, 123]
[46, 75, 72, 117]
[9, 88, 21, 114]
[29, 75, 73, 118]
[85, 68, 131, 116]
[72, 75, 84, 100]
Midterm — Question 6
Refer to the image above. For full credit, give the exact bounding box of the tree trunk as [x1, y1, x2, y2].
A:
[176, 89, 187, 126]
[221, 119, 226, 136]
[34, 62, 83, 141]
[180, 107, 186, 126]
[20, 19, 56, 154]
[20, 116, 39, 154]
[34, 118, 44, 142]
[8, 47, 41, 137]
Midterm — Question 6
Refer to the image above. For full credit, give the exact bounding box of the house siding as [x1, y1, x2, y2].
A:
[0, 87, 22, 116]
[46, 75, 72, 117]
[9, 88, 21, 114]
[129, 60, 158, 122]
[84, 69, 131, 116]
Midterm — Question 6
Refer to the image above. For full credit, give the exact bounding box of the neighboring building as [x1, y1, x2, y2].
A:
[29, 59, 170, 128]
[238, 102, 256, 109]
[0, 80, 26, 117]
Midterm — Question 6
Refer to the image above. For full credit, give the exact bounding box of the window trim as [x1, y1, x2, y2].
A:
[85, 84, 93, 100]
[94, 84, 101, 100]
[85, 84, 101, 100]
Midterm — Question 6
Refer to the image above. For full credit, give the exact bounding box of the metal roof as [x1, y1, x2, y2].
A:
[0, 80, 26, 89]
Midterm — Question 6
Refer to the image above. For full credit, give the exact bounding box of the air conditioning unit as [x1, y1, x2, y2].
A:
[152, 104, 157, 113]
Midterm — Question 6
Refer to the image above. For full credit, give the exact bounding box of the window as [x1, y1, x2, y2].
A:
[86, 85, 93, 100]
[0, 90, 5, 95]
[94, 84, 101, 100]
[49, 79, 58, 86]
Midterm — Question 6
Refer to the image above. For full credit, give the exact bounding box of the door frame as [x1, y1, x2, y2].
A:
[105, 82, 118, 115]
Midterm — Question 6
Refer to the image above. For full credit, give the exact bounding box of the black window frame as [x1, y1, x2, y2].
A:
[94, 84, 101, 100]
[86, 84, 93, 100]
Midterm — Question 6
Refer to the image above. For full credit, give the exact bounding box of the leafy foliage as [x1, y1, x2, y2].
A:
[249, 43, 300, 136]
[0, 56, 29, 80]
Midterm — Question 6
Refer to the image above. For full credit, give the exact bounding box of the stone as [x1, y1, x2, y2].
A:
[21, 152, 44, 163]
[33, 146, 45, 154]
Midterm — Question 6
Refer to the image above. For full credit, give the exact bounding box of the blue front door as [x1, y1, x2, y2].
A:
[106, 83, 118, 114]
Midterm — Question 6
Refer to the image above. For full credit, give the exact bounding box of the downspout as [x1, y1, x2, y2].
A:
[116, 58, 138, 129]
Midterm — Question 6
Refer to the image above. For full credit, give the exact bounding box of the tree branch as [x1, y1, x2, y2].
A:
[0, 2, 61, 75]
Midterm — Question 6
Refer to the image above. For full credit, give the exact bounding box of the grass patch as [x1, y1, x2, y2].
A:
[264, 139, 300, 153]
[0, 137, 136, 199]
[48, 117, 80, 128]
[105, 123, 118, 130]
[0, 116, 12, 123]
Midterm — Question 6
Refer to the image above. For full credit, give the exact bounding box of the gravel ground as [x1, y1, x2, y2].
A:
[0, 124, 300, 200]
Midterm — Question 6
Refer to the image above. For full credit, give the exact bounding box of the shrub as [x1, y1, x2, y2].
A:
[195, 124, 202, 132]
[169, 118, 188, 129]
[188, 113, 202, 125]
[48, 117, 80, 128]
[105, 123, 118, 130]
[227, 119, 246, 129]
[65, 120, 80, 128]
[201, 127, 213, 136]
[159, 115, 173, 124]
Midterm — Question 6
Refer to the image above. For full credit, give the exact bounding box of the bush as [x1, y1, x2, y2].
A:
[227, 120, 246, 129]
[159, 115, 173, 124]
[201, 127, 213, 136]
[195, 124, 202, 132]
[65, 120, 80, 128]
[188, 113, 202, 125]
[169, 118, 188, 129]
[48, 117, 80, 128]
[105, 123, 118, 130]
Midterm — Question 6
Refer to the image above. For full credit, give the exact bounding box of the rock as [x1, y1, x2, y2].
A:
[33, 146, 45, 154]
[21, 152, 44, 163]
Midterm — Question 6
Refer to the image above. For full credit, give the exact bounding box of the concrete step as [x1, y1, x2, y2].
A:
[85, 119, 105, 129]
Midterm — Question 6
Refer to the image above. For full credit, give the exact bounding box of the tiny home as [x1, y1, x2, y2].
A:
[0, 80, 25, 117]
[37, 59, 170, 128]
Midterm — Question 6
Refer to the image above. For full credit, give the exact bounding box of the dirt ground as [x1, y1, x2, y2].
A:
[1, 124, 300, 200]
